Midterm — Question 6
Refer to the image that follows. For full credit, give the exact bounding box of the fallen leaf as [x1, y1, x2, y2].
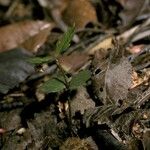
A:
[87, 36, 114, 55]
[58, 52, 89, 73]
[0, 20, 53, 53]
[105, 58, 133, 103]
[21, 23, 54, 53]
[0, 48, 35, 94]
[63, 0, 97, 30]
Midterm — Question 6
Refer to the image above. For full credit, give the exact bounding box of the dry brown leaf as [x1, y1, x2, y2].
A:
[58, 52, 89, 73]
[87, 36, 114, 55]
[0, 20, 54, 53]
[21, 25, 54, 53]
[63, 0, 97, 30]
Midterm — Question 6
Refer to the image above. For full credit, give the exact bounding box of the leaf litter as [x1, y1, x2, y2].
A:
[0, 0, 149, 149]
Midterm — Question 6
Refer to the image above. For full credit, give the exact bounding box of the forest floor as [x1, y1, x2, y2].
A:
[0, 0, 150, 149]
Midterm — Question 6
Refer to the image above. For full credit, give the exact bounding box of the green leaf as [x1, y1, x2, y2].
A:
[53, 74, 69, 84]
[40, 78, 66, 93]
[70, 70, 91, 90]
[28, 56, 53, 65]
[56, 27, 75, 54]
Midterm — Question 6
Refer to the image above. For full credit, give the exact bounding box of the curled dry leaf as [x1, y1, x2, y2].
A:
[131, 70, 150, 89]
[0, 20, 54, 53]
[63, 0, 97, 30]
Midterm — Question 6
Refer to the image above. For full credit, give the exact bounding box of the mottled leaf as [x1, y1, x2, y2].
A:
[70, 70, 91, 90]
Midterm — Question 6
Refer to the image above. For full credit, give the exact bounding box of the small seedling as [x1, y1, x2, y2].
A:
[30, 27, 91, 135]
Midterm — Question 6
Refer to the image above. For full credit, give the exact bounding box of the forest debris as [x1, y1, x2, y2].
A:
[0, 48, 34, 94]
[0, 128, 6, 134]
[117, 17, 150, 44]
[69, 87, 95, 116]
[5, 0, 32, 19]
[91, 46, 133, 104]
[38, 0, 68, 13]
[17, 127, 26, 135]
[38, 0, 79, 43]
[21, 25, 53, 53]
[0, 1, 149, 149]
[91, 127, 127, 150]
[26, 107, 67, 149]
[63, 0, 97, 30]
[58, 52, 89, 73]
[117, 25, 139, 43]
[117, 0, 146, 28]
[142, 129, 150, 150]
[0, 0, 10, 6]
[131, 70, 150, 89]
[87, 36, 113, 55]
[60, 137, 98, 150]
[132, 122, 144, 138]
[128, 45, 144, 54]
[105, 57, 133, 103]
[1, 129, 32, 150]
[0, 109, 21, 131]
[0, 20, 53, 53]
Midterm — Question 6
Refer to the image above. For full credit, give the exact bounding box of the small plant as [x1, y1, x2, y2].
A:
[30, 27, 91, 135]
